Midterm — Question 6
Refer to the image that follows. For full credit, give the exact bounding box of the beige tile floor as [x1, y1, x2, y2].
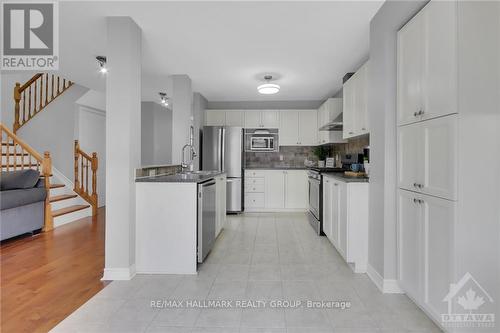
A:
[51, 213, 442, 333]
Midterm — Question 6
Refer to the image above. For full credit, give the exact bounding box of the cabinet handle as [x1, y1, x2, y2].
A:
[334, 183, 338, 186]
[414, 112, 418, 117]
[413, 198, 424, 204]
[362, 127, 366, 131]
[418, 110, 425, 116]
[349, 131, 354, 134]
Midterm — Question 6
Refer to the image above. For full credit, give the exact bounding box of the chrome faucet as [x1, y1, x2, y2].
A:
[181, 126, 197, 172]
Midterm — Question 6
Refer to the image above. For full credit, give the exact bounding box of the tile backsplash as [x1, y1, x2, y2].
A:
[245, 146, 318, 168]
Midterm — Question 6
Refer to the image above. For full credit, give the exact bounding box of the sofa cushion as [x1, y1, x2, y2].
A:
[0, 170, 40, 190]
[0, 187, 47, 210]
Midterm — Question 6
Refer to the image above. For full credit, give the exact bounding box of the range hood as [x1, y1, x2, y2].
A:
[319, 113, 343, 131]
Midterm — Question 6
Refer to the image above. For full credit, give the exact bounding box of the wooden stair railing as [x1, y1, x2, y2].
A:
[14, 73, 74, 133]
[74, 140, 98, 217]
[0, 122, 53, 231]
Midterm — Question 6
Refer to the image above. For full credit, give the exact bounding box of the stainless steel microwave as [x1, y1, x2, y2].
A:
[244, 128, 279, 152]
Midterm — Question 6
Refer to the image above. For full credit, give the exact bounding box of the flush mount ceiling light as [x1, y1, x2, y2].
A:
[96, 56, 107, 74]
[159, 92, 170, 107]
[257, 75, 280, 95]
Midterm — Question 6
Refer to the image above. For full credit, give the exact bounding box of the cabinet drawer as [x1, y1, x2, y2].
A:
[245, 170, 267, 178]
[245, 177, 265, 186]
[245, 183, 265, 193]
[245, 193, 265, 208]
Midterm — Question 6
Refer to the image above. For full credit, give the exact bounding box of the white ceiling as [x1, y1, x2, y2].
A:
[59, 1, 383, 102]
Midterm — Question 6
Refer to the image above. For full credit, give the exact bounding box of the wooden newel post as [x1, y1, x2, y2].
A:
[74, 140, 79, 191]
[91, 152, 98, 216]
[13, 83, 21, 133]
[42, 151, 53, 231]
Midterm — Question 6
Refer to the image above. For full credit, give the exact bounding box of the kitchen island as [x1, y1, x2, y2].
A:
[135, 171, 226, 274]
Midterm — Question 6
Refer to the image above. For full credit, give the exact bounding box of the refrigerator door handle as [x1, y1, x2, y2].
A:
[221, 127, 225, 172]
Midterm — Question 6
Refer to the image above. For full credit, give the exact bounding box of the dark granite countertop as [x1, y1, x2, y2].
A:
[244, 166, 308, 170]
[322, 173, 369, 183]
[136, 171, 225, 183]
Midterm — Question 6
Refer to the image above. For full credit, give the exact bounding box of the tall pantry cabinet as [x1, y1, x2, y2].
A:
[397, 0, 500, 330]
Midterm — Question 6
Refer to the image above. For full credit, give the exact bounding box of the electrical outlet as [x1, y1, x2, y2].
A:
[279, 155, 284, 161]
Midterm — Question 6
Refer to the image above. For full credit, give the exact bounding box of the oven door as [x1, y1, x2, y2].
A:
[308, 176, 320, 220]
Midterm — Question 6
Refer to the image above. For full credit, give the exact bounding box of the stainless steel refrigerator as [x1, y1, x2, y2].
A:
[201, 126, 243, 213]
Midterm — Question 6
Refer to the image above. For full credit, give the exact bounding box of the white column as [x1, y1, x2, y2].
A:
[171, 75, 193, 164]
[103, 17, 141, 280]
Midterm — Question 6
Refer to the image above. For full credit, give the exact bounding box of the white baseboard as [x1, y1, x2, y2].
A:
[102, 264, 136, 281]
[244, 208, 308, 213]
[366, 264, 404, 294]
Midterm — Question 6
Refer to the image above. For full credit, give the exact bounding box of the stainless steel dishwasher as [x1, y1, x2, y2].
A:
[197, 179, 216, 263]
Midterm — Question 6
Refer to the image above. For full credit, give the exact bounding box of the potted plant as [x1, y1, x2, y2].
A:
[313, 146, 328, 167]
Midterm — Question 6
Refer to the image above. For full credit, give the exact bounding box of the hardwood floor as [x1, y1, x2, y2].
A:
[1, 207, 108, 333]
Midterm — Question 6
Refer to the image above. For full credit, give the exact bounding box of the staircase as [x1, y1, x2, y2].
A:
[1, 73, 99, 232]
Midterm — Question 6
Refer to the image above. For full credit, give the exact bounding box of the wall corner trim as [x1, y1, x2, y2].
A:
[367, 264, 404, 294]
[101, 264, 136, 281]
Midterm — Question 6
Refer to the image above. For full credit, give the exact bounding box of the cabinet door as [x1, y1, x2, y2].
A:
[298, 110, 318, 145]
[244, 111, 261, 128]
[398, 124, 423, 192]
[342, 78, 355, 138]
[422, 0, 457, 121]
[355, 63, 369, 134]
[397, 10, 424, 126]
[323, 178, 332, 240]
[225, 111, 244, 126]
[398, 190, 422, 302]
[422, 194, 455, 318]
[421, 115, 457, 200]
[265, 171, 285, 209]
[206, 110, 225, 126]
[284, 170, 308, 209]
[337, 181, 348, 259]
[279, 111, 299, 146]
[330, 180, 341, 248]
[261, 111, 280, 128]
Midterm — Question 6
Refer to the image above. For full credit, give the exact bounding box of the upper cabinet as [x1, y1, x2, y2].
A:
[343, 61, 369, 139]
[279, 110, 317, 146]
[225, 111, 244, 126]
[205, 110, 226, 126]
[244, 110, 280, 128]
[397, 0, 457, 126]
[317, 98, 346, 145]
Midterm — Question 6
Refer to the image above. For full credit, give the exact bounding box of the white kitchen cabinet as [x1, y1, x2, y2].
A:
[323, 178, 333, 241]
[284, 170, 308, 209]
[343, 61, 369, 139]
[279, 110, 317, 146]
[225, 111, 244, 126]
[398, 189, 423, 302]
[397, 0, 457, 125]
[279, 111, 299, 146]
[261, 111, 280, 128]
[205, 110, 226, 126]
[244, 169, 308, 211]
[244, 111, 261, 128]
[265, 170, 285, 209]
[215, 174, 227, 237]
[398, 115, 457, 201]
[322, 175, 368, 273]
[317, 98, 346, 145]
[398, 189, 455, 320]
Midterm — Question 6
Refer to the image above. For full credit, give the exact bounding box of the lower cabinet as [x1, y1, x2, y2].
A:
[398, 189, 455, 323]
[322, 175, 368, 273]
[244, 169, 308, 211]
[215, 174, 226, 237]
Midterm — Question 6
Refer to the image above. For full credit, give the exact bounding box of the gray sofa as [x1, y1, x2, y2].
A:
[0, 170, 46, 241]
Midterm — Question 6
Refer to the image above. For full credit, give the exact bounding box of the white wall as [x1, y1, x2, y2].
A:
[368, 0, 427, 281]
[141, 101, 172, 166]
[192, 92, 207, 170]
[171, 75, 193, 164]
[77, 106, 106, 207]
[104, 16, 142, 280]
